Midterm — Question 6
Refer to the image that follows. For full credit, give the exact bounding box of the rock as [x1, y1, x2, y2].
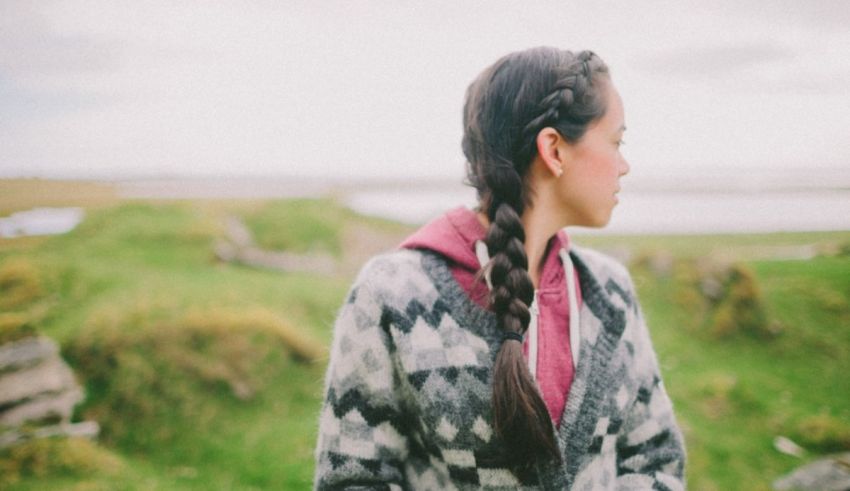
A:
[629, 250, 673, 278]
[647, 250, 674, 278]
[239, 247, 336, 275]
[224, 215, 254, 249]
[774, 435, 806, 458]
[215, 216, 338, 275]
[0, 335, 98, 447]
[213, 239, 239, 262]
[0, 357, 77, 408]
[1, 388, 83, 428]
[699, 276, 725, 302]
[773, 453, 850, 491]
[0, 336, 58, 372]
[228, 379, 254, 401]
[0, 421, 100, 449]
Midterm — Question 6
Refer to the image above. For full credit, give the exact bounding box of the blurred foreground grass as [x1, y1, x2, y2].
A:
[1, 180, 849, 490]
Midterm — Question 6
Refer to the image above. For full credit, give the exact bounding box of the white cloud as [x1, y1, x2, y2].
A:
[0, 1, 848, 179]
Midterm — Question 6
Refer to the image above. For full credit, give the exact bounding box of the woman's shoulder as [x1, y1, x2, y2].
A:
[353, 248, 432, 285]
[570, 244, 633, 289]
[348, 248, 443, 310]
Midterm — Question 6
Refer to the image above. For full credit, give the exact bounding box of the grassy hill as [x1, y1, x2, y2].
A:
[1, 181, 848, 490]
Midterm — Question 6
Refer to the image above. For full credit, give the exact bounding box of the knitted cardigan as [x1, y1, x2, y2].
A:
[313, 245, 686, 490]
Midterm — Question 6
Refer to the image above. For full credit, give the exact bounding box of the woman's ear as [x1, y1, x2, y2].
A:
[535, 127, 567, 177]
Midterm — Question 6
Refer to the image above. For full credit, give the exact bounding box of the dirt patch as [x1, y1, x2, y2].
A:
[0, 179, 117, 216]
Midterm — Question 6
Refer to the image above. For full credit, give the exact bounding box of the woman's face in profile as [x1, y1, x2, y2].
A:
[555, 80, 630, 228]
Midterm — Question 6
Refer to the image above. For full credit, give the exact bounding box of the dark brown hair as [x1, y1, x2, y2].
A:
[462, 47, 609, 466]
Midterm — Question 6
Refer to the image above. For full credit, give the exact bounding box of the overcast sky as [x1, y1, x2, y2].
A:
[1, 1, 849, 181]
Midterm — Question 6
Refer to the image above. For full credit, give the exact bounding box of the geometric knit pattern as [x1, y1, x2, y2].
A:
[314, 246, 686, 490]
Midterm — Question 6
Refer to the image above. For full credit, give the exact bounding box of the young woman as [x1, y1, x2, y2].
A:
[314, 47, 686, 490]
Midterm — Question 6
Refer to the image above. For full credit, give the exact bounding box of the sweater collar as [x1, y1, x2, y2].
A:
[399, 206, 573, 291]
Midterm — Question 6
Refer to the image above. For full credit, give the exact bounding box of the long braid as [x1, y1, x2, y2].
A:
[462, 47, 609, 468]
[485, 199, 556, 463]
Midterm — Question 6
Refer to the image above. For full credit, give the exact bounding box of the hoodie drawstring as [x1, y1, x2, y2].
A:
[559, 249, 581, 370]
[474, 240, 580, 377]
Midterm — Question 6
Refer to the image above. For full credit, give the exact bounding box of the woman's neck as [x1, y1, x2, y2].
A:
[521, 205, 562, 289]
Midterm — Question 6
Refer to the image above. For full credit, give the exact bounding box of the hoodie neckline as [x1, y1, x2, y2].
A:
[400, 206, 572, 292]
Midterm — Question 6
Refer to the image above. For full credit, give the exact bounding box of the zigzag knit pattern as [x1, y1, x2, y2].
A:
[314, 246, 686, 490]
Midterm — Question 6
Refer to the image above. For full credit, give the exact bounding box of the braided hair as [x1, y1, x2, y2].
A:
[462, 47, 609, 466]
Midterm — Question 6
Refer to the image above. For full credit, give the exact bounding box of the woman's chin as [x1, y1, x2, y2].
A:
[562, 207, 615, 229]
[590, 212, 616, 229]
[571, 216, 612, 229]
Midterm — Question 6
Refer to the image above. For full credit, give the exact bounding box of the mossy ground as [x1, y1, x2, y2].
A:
[1, 180, 848, 490]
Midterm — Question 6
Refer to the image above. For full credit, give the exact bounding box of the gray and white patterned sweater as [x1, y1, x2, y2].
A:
[314, 246, 686, 490]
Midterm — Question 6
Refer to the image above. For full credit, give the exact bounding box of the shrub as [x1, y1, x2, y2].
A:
[0, 258, 43, 310]
[64, 304, 323, 449]
[813, 287, 849, 314]
[672, 259, 709, 320]
[793, 414, 850, 453]
[0, 312, 38, 344]
[709, 263, 772, 339]
[0, 437, 123, 488]
[694, 372, 762, 420]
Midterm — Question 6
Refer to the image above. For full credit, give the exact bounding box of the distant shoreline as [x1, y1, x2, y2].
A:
[111, 167, 850, 197]
[109, 177, 850, 234]
[4, 166, 850, 196]
[2, 176, 850, 234]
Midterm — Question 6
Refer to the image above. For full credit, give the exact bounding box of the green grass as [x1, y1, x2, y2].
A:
[575, 229, 850, 259]
[1, 199, 350, 490]
[1, 188, 848, 490]
[626, 254, 850, 490]
[240, 198, 410, 256]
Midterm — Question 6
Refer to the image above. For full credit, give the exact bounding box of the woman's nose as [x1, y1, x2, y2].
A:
[619, 157, 630, 177]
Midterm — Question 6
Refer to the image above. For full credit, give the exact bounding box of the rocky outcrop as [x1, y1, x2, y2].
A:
[0, 336, 98, 448]
[773, 453, 850, 491]
[214, 215, 337, 275]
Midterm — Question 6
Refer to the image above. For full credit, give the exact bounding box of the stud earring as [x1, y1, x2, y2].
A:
[555, 167, 563, 178]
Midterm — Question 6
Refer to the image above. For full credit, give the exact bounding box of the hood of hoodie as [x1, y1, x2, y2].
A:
[398, 206, 572, 291]
[399, 206, 485, 273]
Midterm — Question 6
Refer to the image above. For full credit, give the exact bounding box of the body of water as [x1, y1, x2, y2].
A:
[114, 168, 850, 235]
[344, 188, 850, 234]
[0, 207, 85, 238]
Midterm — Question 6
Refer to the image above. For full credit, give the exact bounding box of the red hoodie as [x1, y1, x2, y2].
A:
[399, 206, 582, 427]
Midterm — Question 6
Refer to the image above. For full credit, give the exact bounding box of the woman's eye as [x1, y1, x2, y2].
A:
[616, 140, 625, 147]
